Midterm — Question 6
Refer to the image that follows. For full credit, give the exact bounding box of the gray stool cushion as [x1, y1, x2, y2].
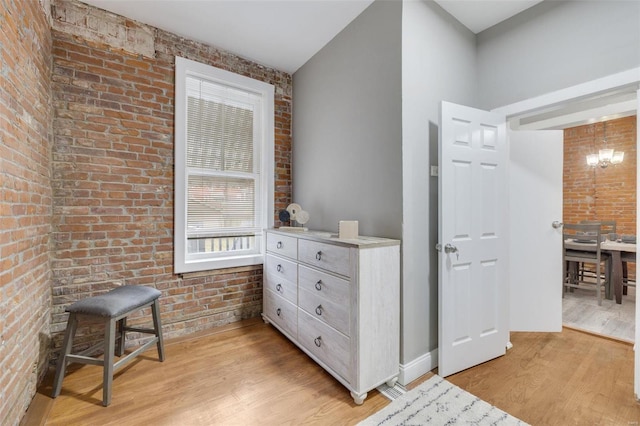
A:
[66, 285, 161, 318]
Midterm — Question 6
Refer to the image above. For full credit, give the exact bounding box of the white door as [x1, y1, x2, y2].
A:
[438, 101, 509, 377]
[509, 130, 563, 331]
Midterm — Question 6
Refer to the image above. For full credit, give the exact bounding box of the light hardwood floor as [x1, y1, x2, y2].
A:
[447, 330, 640, 425]
[22, 319, 640, 425]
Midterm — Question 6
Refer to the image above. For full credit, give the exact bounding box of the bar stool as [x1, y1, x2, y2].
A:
[52, 285, 165, 406]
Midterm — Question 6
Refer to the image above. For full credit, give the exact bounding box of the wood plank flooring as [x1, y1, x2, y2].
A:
[447, 330, 640, 425]
[23, 319, 398, 426]
[22, 319, 640, 425]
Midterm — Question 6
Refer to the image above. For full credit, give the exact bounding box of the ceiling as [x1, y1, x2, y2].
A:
[79, 0, 636, 127]
[435, 0, 542, 34]
[80, 0, 543, 74]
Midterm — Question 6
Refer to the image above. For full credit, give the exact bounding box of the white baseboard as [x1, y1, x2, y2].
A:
[398, 348, 438, 386]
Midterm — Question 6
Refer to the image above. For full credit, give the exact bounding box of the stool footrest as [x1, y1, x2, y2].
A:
[114, 337, 159, 371]
[123, 326, 156, 335]
[78, 342, 105, 358]
[66, 354, 105, 367]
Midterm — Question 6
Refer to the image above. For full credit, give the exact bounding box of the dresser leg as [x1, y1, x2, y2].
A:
[350, 391, 368, 405]
[386, 377, 398, 388]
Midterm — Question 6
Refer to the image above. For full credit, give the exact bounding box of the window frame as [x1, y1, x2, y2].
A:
[174, 56, 274, 273]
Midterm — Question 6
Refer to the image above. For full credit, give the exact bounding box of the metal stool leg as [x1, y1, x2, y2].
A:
[103, 318, 116, 406]
[151, 299, 165, 361]
[116, 317, 127, 357]
[52, 313, 78, 398]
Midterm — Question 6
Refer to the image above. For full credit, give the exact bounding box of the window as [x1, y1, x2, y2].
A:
[174, 57, 274, 273]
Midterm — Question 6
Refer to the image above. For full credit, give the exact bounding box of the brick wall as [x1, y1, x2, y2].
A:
[0, 0, 53, 423]
[564, 116, 637, 232]
[49, 0, 292, 355]
[564, 116, 637, 279]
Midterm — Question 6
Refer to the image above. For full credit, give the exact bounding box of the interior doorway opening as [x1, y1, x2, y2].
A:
[493, 67, 639, 396]
[561, 116, 637, 343]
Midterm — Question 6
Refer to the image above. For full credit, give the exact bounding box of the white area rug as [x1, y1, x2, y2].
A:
[359, 375, 529, 426]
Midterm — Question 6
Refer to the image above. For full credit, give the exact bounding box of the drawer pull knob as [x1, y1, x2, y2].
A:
[315, 251, 322, 261]
[276, 283, 282, 292]
[314, 336, 322, 347]
[277, 241, 283, 249]
[276, 308, 282, 317]
[277, 264, 282, 272]
[315, 305, 323, 316]
[315, 280, 322, 291]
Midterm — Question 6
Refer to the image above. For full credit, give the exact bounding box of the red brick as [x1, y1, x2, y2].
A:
[564, 116, 637, 278]
[4, 1, 290, 422]
[1, 0, 52, 423]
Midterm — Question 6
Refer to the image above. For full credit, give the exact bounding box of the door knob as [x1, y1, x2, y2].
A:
[552, 221, 563, 229]
[444, 243, 459, 260]
[437, 243, 459, 259]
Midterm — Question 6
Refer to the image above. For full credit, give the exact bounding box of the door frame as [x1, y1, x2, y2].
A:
[492, 68, 639, 125]
[492, 67, 640, 398]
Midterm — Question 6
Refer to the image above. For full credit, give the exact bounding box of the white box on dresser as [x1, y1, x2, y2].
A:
[262, 229, 400, 405]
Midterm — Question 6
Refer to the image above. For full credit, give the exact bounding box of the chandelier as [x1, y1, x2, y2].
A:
[586, 121, 624, 168]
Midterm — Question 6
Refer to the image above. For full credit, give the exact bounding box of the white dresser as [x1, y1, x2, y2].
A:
[262, 229, 400, 404]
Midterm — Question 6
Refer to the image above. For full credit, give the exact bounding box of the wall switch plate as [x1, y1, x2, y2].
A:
[430, 165, 439, 177]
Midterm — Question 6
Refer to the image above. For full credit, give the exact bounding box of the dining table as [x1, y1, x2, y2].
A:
[565, 238, 636, 304]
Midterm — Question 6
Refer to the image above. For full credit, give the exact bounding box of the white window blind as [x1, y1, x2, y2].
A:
[185, 77, 261, 240]
[174, 57, 274, 273]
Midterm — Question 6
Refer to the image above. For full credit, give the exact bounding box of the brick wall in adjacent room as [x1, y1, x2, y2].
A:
[0, 0, 53, 423]
[50, 0, 292, 355]
[564, 116, 637, 233]
[564, 116, 637, 280]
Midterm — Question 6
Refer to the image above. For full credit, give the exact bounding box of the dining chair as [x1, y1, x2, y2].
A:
[578, 220, 616, 283]
[584, 222, 635, 296]
[580, 220, 617, 233]
[563, 223, 611, 306]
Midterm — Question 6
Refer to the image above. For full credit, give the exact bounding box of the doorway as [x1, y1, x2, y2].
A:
[561, 116, 637, 342]
[493, 68, 640, 395]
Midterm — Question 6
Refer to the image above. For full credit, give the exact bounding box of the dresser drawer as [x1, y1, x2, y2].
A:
[298, 309, 350, 382]
[265, 254, 298, 286]
[299, 287, 350, 336]
[298, 239, 351, 277]
[264, 289, 297, 339]
[264, 271, 297, 305]
[299, 265, 350, 308]
[266, 232, 298, 259]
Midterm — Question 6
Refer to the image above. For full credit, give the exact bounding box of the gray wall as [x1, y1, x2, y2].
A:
[477, 0, 640, 110]
[291, 0, 639, 384]
[293, 0, 477, 381]
[292, 0, 402, 239]
[401, 0, 477, 370]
